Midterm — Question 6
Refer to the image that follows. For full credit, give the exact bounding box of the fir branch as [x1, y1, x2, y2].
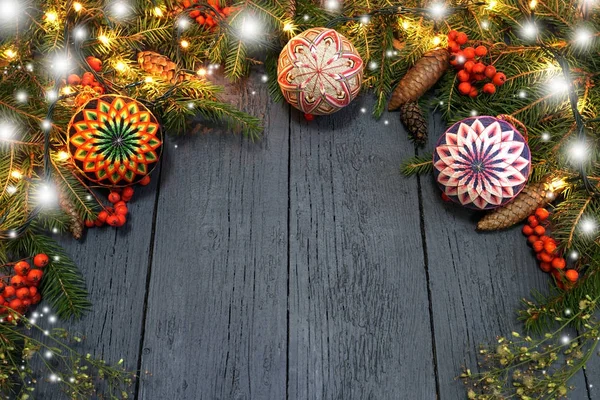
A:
[401, 154, 433, 176]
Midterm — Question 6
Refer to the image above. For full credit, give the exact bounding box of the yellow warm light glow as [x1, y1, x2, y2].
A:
[98, 35, 110, 45]
[10, 170, 22, 179]
[56, 151, 70, 161]
[432, 36, 442, 46]
[401, 21, 410, 30]
[529, 0, 537, 9]
[144, 76, 153, 83]
[548, 178, 568, 192]
[73, 2, 83, 12]
[45, 11, 58, 23]
[180, 39, 189, 48]
[61, 86, 73, 95]
[197, 68, 207, 76]
[487, 0, 498, 9]
[4, 49, 17, 59]
[283, 22, 295, 32]
[115, 61, 127, 72]
[153, 6, 164, 17]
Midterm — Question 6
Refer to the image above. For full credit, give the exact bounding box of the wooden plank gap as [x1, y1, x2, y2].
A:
[286, 102, 292, 400]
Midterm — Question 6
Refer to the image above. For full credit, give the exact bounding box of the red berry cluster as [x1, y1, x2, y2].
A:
[85, 175, 151, 229]
[522, 208, 579, 289]
[181, 0, 237, 29]
[0, 254, 48, 321]
[447, 30, 506, 97]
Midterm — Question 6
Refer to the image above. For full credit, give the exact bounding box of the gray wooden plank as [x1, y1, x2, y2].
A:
[584, 353, 600, 398]
[288, 98, 437, 399]
[422, 113, 590, 399]
[137, 73, 289, 400]
[37, 175, 159, 398]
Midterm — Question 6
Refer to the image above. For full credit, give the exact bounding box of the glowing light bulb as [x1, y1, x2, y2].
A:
[0, 120, 16, 139]
[261, 74, 268, 82]
[73, 2, 82, 12]
[153, 6, 163, 17]
[180, 39, 189, 48]
[575, 28, 592, 46]
[197, 68, 207, 76]
[6, 186, 16, 195]
[51, 55, 71, 74]
[61, 86, 72, 95]
[368, 61, 378, 70]
[561, 335, 570, 344]
[568, 140, 588, 163]
[115, 61, 127, 72]
[178, 17, 190, 30]
[15, 91, 27, 104]
[518, 90, 527, 98]
[283, 22, 295, 32]
[522, 21, 538, 39]
[487, 0, 498, 9]
[359, 15, 370, 25]
[144, 76, 153, 83]
[56, 151, 69, 161]
[240, 16, 260, 38]
[529, 0, 537, 9]
[481, 20, 490, 30]
[0, 0, 21, 21]
[541, 132, 550, 141]
[4, 49, 17, 59]
[325, 0, 339, 10]
[10, 170, 22, 179]
[41, 119, 52, 130]
[431, 35, 442, 46]
[429, 3, 446, 18]
[45, 11, 58, 23]
[98, 34, 110, 45]
[111, 1, 129, 18]
[548, 76, 569, 94]
[36, 183, 57, 207]
[46, 90, 58, 102]
[401, 21, 410, 30]
[580, 217, 597, 235]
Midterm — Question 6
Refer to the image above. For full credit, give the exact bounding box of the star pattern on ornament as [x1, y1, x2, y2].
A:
[68, 96, 161, 186]
[433, 116, 531, 210]
[278, 28, 363, 114]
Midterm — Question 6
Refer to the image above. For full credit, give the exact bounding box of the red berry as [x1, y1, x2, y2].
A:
[108, 192, 121, 204]
[95, 219, 105, 227]
[22, 299, 31, 307]
[33, 253, 49, 268]
[539, 262, 552, 272]
[304, 113, 314, 121]
[552, 257, 566, 270]
[535, 208, 550, 221]
[15, 287, 30, 300]
[26, 270, 43, 285]
[533, 225, 546, 236]
[98, 210, 109, 222]
[67, 74, 81, 85]
[85, 219, 95, 228]
[447, 41, 460, 53]
[527, 235, 539, 244]
[484, 65, 497, 79]
[28, 286, 37, 297]
[482, 83, 496, 94]
[527, 215, 539, 227]
[86, 56, 102, 72]
[474, 45, 487, 57]
[544, 241, 557, 254]
[107, 214, 120, 227]
[469, 88, 478, 98]
[473, 73, 486, 81]
[492, 72, 506, 86]
[522, 225, 534, 236]
[458, 82, 472, 95]
[472, 62, 486, 74]
[463, 47, 475, 59]
[2, 286, 15, 299]
[122, 187, 134, 199]
[116, 214, 127, 226]
[565, 269, 579, 282]
[463, 60, 475, 73]
[457, 70, 471, 82]
[31, 294, 42, 304]
[139, 175, 151, 186]
[115, 205, 128, 216]
[8, 299, 22, 311]
[448, 30, 458, 40]
[455, 32, 468, 45]
[540, 252, 554, 263]
[10, 275, 26, 288]
[14, 261, 30, 276]
[532, 241, 544, 253]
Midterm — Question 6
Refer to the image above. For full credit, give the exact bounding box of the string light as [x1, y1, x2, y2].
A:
[98, 34, 110, 45]
[197, 68, 207, 76]
[41, 119, 52, 131]
[73, 26, 87, 40]
[6, 185, 16, 195]
[153, 6, 163, 17]
[239, 16, 261, 39]
[73, 2, 83, 12]
[10, 170, 22, 179]
[529, 0, 537, 9]
[325, 0, 339, 11]
[0, 0, 22, 23]
[518, 90, 527, 98]
[429, 3, 446, 18]
[521, 21, 538, 39]
[0, 120, 16, 139]
[431, 35, 443, 46]
[487, 0, 498, 10]
[36, 183, 57, 207]
[360, 108, 366, 113]
[481, 20, 490, 30]
[115, 61, 127, 72]
[561, 335, 570, 344]
[547, 76, 569, 94]
[261, 74, 268, 82]
[50, 55, 72, 74]
[569, 250, 579, 260]
[180, 39, 189, 49]
[144, 76, 153, 83]
[283, 22, 295, 32]
[177, 17, 190, 30]
[368, 61, 378, 70]
[15, 90, 27, 103]
[4, 49, 17, 59]
[55, 151, 69, 161]
[110, 1, 130, 18]
[61, 86, 73, 95]
[8, 230, 16, 238]
[303, 15, 309, 21]
[401, 21, 411, 30]
[580, 217, 597, 235]
[46, 89, 58, 102]
[568, 140, 588, 163]
[359, 15, 370, 25]
[45, 11, 58, 23]
[574, 27, 593, 46]
[541, 132, 551, 141]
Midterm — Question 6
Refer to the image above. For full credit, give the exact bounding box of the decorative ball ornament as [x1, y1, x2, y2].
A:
[68, 95, 162, 187]
[433, 116, 531, 210]
[277, 27, 364, 115]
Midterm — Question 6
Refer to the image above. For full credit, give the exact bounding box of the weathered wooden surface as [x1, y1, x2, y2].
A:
[44, 74, 598, 400]
[288, 98, 436, 399]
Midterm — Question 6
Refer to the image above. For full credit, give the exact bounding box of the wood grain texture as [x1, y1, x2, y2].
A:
[421, 114, 590, 399]
[137, 74, 289, 400]
[288, 98, 437, 399]
[37, 175, 160, 398]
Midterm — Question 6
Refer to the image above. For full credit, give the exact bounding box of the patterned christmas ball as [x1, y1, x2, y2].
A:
[277, 27, 363, 115]
[68, 95, 162, 187]
[433, 116, 531, 210]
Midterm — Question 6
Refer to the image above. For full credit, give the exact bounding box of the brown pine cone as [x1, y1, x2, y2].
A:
[399, 102, 427, 144]
[58, 189, 84, 239]
[477, 181, 550, 231]
[137, 51, 194, 84]
[286, 0, 296, 18]
[388, 48, 449, 111]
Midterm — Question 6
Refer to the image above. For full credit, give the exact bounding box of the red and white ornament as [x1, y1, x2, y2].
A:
[277, 27, 363, 115]
[433, 116, 531, 210]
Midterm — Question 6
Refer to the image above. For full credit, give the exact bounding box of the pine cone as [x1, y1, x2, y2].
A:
[58, 189, 84, 239]
[388, 49, 449, 111]
[137, 51, 194, 84]
[285, 0, 296, 18]
[477, 181, 549, 231]
[399, 102, 427, 144]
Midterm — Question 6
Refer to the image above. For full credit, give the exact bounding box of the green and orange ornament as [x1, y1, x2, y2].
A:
[67, 95, 162, 187]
